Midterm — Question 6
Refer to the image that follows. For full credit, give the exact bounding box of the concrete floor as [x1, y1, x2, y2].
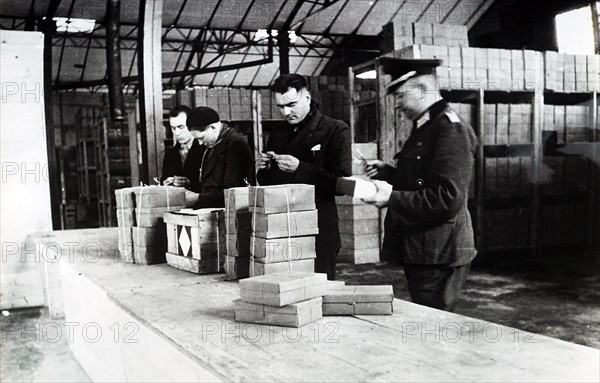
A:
[1, 251, 598, 382]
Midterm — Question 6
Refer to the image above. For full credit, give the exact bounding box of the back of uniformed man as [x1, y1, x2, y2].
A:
[361, 58, 479, 312]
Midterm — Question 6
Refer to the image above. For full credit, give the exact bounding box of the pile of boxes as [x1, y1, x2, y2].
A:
[336, 196, 380, 264]
[224, 187, 252, 280]
[164, 208, 226, 274]
[391, 44, 600, 92]
[115, 186, 186, 265]
[233, 272, 394, 327]
[322, 282, 394, 316]
[381, 22, 469, 52]
[248, 184, 319, 276]
[234, 272, 327, 327]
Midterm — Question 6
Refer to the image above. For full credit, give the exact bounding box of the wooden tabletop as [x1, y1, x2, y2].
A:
[43, 228, 599, 382]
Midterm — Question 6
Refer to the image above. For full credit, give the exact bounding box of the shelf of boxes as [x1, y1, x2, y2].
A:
[74, 106, 102, 227]
[95, 117, 134, 227]
[369, 40, 599, 254]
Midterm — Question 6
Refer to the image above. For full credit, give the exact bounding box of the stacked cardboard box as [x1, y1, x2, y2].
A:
[133, 186, 186, 265]
[381, 22, 468, 53]
[234, 272, 326, 327]
[393, 44, 600, 92]
[115, 187, 136, 263]
[164, 208, 226, 274]
[224, 187, 252, 280]
[248, 185, 318, 276]
[115, 186, 186, 264]
[322, 285, 394, 316]
[336, 196, 380, 264]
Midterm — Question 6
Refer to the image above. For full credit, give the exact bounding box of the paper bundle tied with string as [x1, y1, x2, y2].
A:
[115, 186, 186, 265]
[249, 184, 315, 214]
[234, 271, 326, 327]
[322, 285, 394, 316]
[248, 185, 318, 277]
[224, 187, 251, 280]
[132, 186, 186, 265]
[164, 208, 226, 274]
[115, 187, 139, 263]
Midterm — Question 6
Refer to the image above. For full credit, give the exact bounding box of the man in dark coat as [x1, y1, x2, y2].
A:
[161, 105, 203, 191]
[184, 106, 253, 208]
[256, 74, 352, 280]
[362, 58, 478, 312]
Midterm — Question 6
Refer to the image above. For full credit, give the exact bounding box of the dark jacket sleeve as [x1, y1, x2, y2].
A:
[292, 121, 352, 196]
[388, 122, 477, 226]
[160, 147, 178, 183]
[193, 139, 253, 208]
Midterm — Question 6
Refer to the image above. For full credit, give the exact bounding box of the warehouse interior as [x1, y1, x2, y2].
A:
[1, 0, 599, 381]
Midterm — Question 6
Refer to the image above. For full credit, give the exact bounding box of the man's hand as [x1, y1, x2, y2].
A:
[256, 152, 273, 170]
[273, 154, 300, 173]
[361, 180, 393, 208]
[364, 160, 386, 179]
[163, 176, 175, 186]
[172, 176, 190, 188]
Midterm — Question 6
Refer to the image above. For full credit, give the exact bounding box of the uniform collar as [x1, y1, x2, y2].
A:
[413, 100, 448, 129]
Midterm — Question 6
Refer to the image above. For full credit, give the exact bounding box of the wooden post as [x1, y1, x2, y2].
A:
[591, 2, 599, 55]
[127, 109, 140, 186]
[252, 89, 264, 183]
[348, 66, 356, 144]
[587, 91, 598, 250]
[278, 31, 290, 75]
[531, 90, 543, 257]
[137, 0, 164, 184]
[39, 20, 62, 229]
[476, 88, 486, 252]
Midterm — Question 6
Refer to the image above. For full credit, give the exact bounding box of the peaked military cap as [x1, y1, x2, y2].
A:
[379, 57, 442, 94]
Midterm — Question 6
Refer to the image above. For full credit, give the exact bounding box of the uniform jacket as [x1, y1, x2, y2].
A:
[193, 126, 254, 209]
[377, 100, 478, 266]
[257, 108, 352, 248]
[161, 139, 204, 192]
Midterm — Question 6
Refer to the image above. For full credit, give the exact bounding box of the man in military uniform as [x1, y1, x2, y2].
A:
[361, 58, 478, 312]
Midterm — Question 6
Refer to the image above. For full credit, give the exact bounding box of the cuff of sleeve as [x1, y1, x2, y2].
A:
[293, 161, 313, 183]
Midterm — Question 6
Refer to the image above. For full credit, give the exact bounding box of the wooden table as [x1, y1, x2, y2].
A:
[39, 229, 598, 382]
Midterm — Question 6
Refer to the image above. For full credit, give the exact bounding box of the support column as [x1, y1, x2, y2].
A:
[137, 0, 164, 184]
[277, 31, 290, 75]
[39, 19, 61, 229]
[106, 0, 126, 121]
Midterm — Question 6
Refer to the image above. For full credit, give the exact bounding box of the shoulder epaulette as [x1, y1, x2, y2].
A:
[445, 110, 461, 123]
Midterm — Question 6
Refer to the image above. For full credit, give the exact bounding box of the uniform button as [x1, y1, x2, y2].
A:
[416, 142, 423, 147]
[416, 155, 421, 160]
[416, 178, 424, 187]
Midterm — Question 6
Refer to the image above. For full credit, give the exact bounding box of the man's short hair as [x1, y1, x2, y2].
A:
[270, 74, 308, 94]
[169, 105, 192, 118]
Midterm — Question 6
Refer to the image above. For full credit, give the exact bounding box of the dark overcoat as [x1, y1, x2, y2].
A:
[256, 109, 352, 254]
[378, 100, 478, 266]
[193, 127, 254, 208]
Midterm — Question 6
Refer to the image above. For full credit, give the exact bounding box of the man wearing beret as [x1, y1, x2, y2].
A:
[256, 74, 352, 280]
[184, 106, 254, 208]
[361, 58, 478, 312]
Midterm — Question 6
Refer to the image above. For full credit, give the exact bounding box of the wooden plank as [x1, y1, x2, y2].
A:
[43, 229, 600, 382]
[531, 91, 542, 254]
[127, 110, 140, 186]
[476, 88, 485, 251]
[137, 0, 164, 184]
